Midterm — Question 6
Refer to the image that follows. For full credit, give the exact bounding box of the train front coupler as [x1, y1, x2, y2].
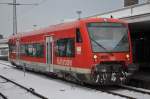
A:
[92, 63, 127, 85]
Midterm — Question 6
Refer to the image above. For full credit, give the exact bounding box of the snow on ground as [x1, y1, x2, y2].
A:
[0, 77, 41, 99]
[0, 61, 124, 99]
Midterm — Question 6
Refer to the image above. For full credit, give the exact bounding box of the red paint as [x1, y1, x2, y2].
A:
[8, 18, 133, 71]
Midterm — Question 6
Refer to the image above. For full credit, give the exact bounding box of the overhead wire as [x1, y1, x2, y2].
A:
[18, 0, 48, 17]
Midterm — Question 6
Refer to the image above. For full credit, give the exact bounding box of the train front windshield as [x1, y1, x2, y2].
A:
[87, 22, 129, 52]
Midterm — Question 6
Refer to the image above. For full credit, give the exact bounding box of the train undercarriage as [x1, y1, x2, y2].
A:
[90, 62, 137, 85]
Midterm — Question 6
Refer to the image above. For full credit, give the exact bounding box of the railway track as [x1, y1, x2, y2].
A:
[118, 85, 150, 95]
[87, 84, 150, 99]
[0, 60, 150, 99]
[106, 85, 150, 99]
[0, 92, 7, 99]
[0, 75, 48, 99]
[95, 88, 135, 99]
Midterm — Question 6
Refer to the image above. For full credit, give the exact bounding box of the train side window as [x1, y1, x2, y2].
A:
[56, 38, 75, 57]
[56, 39, 66, 57]
[25, 43, 44, 57]
[20, 45, 26, 55]
[27, 44, 33, 56]
[76, 28, 82, 43]
[25, 45, 29, 55]
[35, 43, 44, 57]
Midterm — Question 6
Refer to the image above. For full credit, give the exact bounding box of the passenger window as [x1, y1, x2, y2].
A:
[76, 28, 82, 43]
[20, 45, 26, 55]
[28, 44, 33, 56]
[56, 38, 75, 57]
[56, 40, 66, 57]
[21, 43, 44, 57]
[35, 43, 44, 57]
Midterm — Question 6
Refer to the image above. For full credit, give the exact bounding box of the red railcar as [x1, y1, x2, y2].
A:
[8, 18, 136, 85]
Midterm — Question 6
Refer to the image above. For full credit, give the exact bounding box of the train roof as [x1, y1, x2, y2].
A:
[9, 17, 126, 39]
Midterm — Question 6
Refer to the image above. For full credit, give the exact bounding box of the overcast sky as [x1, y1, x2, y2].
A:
[0, 0, 147, 38]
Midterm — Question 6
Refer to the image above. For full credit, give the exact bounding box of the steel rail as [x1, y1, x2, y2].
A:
[0, 75, 48, 99]
[92, 87, 136, 99]
[0, 92, 7, 99]
[118, 85, 150, 95]
[99, 89, 135, 99]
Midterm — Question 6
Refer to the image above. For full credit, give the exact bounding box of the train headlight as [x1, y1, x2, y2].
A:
[126, 54, 130, 60]
[93, 55, 98, 62]
[94, 55, 97, 59]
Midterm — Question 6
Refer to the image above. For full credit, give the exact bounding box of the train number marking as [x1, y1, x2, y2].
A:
[57, 58, 72, 66]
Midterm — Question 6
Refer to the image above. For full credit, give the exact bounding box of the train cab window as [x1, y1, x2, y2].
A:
[66, 39, 75, 57]
[56, 38, 75, 57]
[76, 28, 82, 43]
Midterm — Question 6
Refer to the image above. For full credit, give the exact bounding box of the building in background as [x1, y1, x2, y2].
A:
[0, 34, 3, 39]
[0, 38, 8, 60]
[124, 0, 139, 7]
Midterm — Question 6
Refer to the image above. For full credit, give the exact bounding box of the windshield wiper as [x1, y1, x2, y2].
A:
[90, 38, 108, 52]
[113, 34, 129, 50]
[90, 38, 114, 56]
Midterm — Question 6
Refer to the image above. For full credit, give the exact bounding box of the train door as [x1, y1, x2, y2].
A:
[16, 38, 20, 64]
[45, 36, 54, 72]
